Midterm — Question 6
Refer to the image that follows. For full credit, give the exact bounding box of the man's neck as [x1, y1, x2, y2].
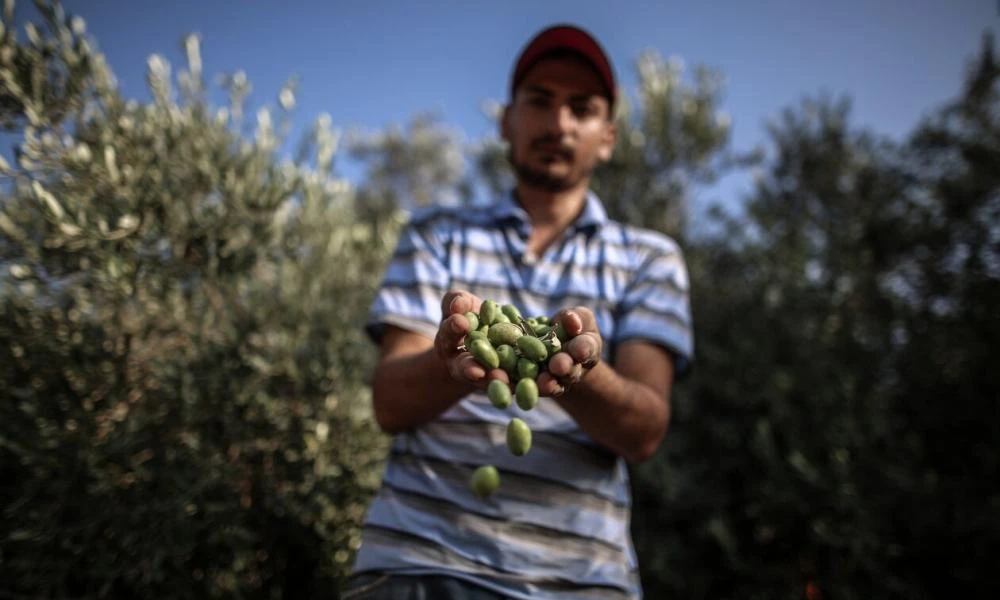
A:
[514, 180, 589, 232]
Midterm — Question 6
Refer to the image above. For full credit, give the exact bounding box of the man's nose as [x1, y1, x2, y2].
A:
[544, 104, 575, 135]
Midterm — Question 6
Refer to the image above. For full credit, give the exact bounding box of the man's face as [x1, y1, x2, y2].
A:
[502, 55, 617, 192]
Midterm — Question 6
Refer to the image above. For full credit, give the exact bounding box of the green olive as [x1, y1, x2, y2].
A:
[464, 329, 487, 348]
[531, 322, 551, 337]
[501, 304, 522, 322]
[479, 300, 499, 327]
[496, 344, 518, 374]
[470, 465, 500, 498]
[517, 335, 548, 362]
[506, 418, 532, 457]
[516, 357, 539, 380]
[469, 338, 499, 369]
[487, 379, 512, 409]
[488, 322, 523, 347]
[516, 377, 539, 411]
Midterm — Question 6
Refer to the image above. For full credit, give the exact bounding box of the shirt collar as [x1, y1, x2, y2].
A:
[490, 189, 608, 233]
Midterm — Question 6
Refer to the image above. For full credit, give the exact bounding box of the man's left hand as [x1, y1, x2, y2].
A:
[536, 306, 603, 397]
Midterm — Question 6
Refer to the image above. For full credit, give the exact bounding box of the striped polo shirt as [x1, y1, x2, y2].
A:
[353, 190, 694, 599]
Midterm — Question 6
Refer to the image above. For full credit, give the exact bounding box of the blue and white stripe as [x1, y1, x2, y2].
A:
[355, 191, 694, 599]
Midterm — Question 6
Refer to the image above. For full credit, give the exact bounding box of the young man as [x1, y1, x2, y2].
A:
[344, 24, 694, 600]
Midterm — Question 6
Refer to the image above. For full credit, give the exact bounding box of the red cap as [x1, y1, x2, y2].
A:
[510, 24, 617, 108]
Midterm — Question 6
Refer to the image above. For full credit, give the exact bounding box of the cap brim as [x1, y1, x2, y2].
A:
[511, 25, 616, 106]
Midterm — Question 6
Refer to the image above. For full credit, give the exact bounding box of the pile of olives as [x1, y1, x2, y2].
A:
[461, 299, 572, 499]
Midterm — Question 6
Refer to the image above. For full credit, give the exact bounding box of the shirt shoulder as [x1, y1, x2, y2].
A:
[596, 219, 686, 267]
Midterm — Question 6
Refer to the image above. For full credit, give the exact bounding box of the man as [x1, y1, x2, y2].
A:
[344, 24, 694, 600]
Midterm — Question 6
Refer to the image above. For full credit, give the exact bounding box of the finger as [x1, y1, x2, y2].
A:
[566, 333, 601, 365]
[536, 372, 565, 398]
[485, 369, 510, 387]
[449, 313, 471, 336]
[440, 290, 470, 317]
[546, 352, 575, 378]
[436, 314, 471, 354]
[559, 310, 585, 337]
[556, 362, 584, 387]
[457, 354, 487, 381]
[574, 306, 599, 331]
[440, 290, 482, 318]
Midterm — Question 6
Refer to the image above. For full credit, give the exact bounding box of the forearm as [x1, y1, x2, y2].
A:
[372, 346, 478, 434]
[554, 361, 670, 464]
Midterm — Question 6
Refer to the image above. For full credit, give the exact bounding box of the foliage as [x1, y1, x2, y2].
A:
[346, 111, 471, 214]
[1, 2, 397, 597]
[591, 51, 756, 238]
[629, 32, 998, 600]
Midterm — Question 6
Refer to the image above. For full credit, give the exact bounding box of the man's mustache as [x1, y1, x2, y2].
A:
[530, 135, 574, 159]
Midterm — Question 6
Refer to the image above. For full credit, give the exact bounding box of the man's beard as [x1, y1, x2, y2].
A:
[507, 144, 592, 193]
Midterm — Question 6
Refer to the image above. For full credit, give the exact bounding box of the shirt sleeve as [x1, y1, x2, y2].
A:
[365, 213, 451, 345]
[613, 245, 695, 379]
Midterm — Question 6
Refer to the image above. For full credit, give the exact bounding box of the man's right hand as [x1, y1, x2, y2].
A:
[434, 290, 512, 389]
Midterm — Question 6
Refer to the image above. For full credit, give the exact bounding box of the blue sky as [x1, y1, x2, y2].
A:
[10, 0, 999, 214]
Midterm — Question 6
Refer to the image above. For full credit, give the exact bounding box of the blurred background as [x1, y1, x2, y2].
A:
[0, 1, 997, 598]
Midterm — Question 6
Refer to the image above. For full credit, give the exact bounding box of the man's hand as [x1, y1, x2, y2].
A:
[433, 290, 512, 389]
[536, 306, 603, 397]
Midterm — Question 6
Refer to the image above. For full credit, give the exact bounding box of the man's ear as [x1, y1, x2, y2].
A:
[598, 118, 617, 162]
